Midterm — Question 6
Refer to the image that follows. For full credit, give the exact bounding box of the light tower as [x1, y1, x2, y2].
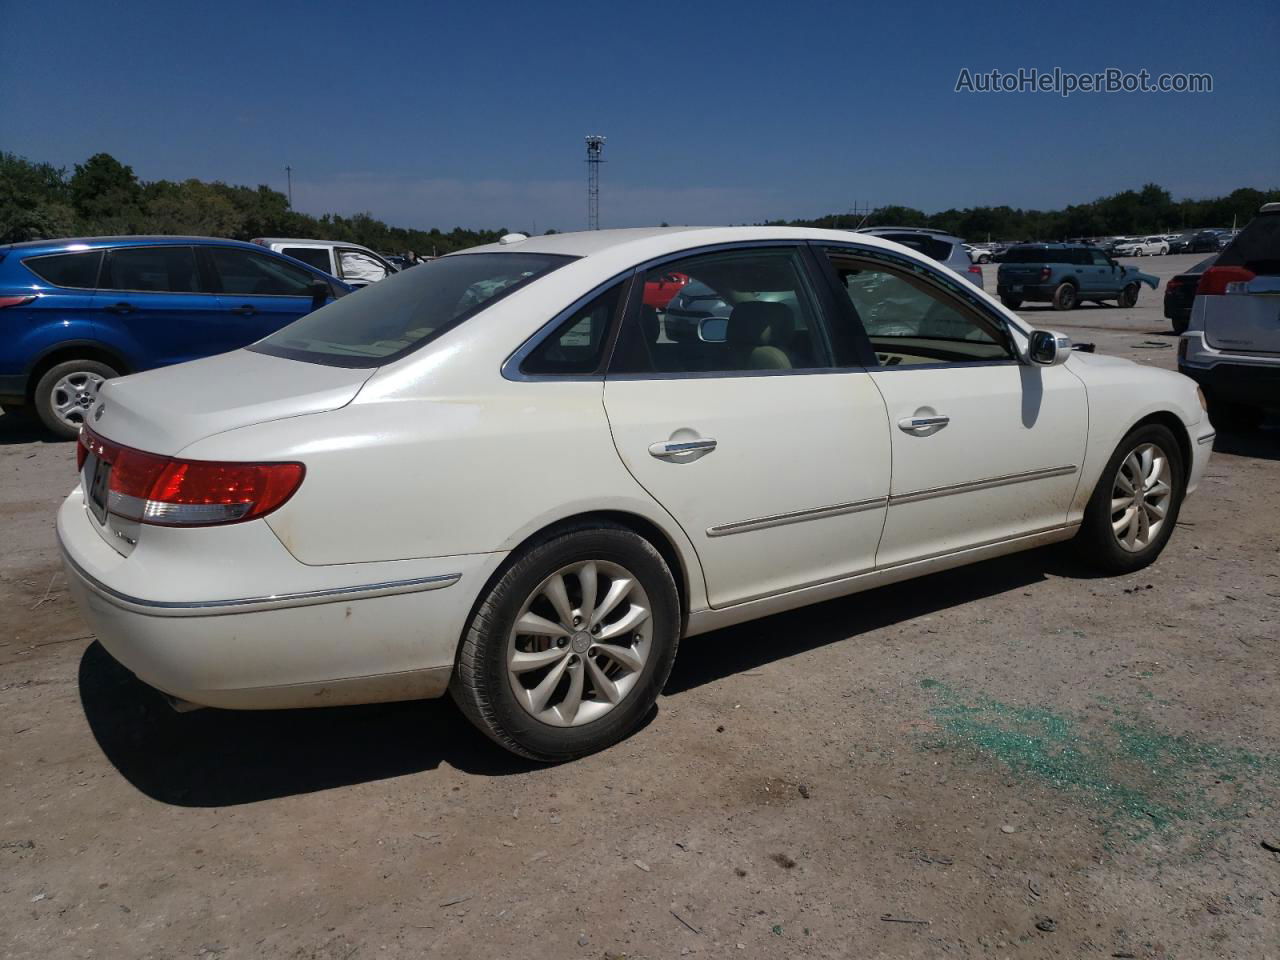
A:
[585, 135, 606, 230]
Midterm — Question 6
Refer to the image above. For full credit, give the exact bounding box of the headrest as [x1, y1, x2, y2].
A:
[727, 301, 794, 347]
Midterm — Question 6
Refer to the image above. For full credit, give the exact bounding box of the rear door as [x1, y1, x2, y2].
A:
[1200, 209, 1280, 353]
[603, 244, 890, 608]
[98, 245, 225, 367]
[203, 246, 326, 347]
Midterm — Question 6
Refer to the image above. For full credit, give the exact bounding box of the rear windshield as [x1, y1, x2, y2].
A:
[249, 251, 574, 367]
[1216, 213, 1280, 275]
[875, 233, 955, 262]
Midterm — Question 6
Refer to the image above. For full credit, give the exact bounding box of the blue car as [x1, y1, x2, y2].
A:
[0, 236, 350, 437]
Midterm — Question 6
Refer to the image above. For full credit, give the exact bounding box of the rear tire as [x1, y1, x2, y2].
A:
[1052, 282, 1077, 311]
[1000, 294, 1023, 309]
[451, 523, 680, 761]
[1118, 284, 1139, 308]
[1171, 313, 1190, 335]
[33, 359, 119, 440]
[1076, 423, 1185, 575]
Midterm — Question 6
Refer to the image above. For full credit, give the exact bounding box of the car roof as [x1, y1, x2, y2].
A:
[254, 237, 379, 251]
[460, 226, 935, 260]
[856, 226, 962, 240]
[0, 235, 273, 255]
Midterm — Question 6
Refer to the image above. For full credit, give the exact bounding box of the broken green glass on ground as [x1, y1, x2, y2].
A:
[917, 679, 1279, 843]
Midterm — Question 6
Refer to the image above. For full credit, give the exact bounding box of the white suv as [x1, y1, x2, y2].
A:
[253, 238, 397, 288]
[1179, 202, 1280, 428]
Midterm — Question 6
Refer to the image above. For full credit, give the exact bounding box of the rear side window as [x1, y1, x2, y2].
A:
[521, 283, 625, 375]
[24, 251, 102, 289]
[1217, 213, 1280, 275]
[102, 246, 201, 293]
[208, 248, 317, 296]
[1090, 249, 1110, 266]
[251, 251, 573, 367]
[281, 247, 332, 272]
[1002, 247, 1055, 264]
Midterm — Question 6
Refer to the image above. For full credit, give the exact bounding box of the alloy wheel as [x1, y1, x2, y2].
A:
[506, 560, 652, 727]
[50, 370, 104, 431]
[1110, 442, 1172, 552]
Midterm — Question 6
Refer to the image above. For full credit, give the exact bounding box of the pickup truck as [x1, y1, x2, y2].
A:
[996, 244, 1159, 310]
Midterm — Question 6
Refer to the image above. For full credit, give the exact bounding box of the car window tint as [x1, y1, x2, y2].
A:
[521, 282, 625, 375]
[210, 248, 316, 296]
[251, 251, 572, 367]
[1090, 249, 1110, 266]
[610, 247, 831, 375]
[103, 246, 200, 293]
[282, 247, 332, 272]
[826, 254, 1012, 366]
[878, 233, 953, 262]
[24, 251, 102, 288]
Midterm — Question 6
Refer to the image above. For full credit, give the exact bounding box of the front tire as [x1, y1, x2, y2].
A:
[1118, 284, 1139, 308]
[33, 359, 118, 440]
[451, 523, 680, 761]
[1000, 294, 1023, 309]
[1076, 423, 1184, 574]
[1052, 282, 1077, 311]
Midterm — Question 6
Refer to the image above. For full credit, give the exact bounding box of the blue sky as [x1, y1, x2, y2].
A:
[3, 0, 1276, 231]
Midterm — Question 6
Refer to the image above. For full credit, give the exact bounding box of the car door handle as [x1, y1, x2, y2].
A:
[898, 415, 950, 433]
[103, 301, 133, 314]
[230, 305, 257, 316]
[648, 438, 717, 459]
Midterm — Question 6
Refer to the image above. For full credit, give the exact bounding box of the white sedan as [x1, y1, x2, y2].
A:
[59, 227, 1215, 760]
[1114, 236, 1170, 256]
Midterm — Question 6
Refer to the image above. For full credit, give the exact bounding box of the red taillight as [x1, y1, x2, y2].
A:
[78, 426, 304, 526]
[1197, 265, 1255, 296]
[0, 295, 37, 309]
[968, 264, 982, 275]
[1039, 267, 1052, 282]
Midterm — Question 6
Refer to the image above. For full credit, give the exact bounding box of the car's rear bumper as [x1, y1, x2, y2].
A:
[1179, 332, 1280, 411]
[58, 487, 505, 710]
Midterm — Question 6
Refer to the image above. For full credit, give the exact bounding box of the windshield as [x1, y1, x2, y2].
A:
[249, 251, 574, 367]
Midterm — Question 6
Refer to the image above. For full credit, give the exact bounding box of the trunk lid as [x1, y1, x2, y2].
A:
[92, 349, 375, 455]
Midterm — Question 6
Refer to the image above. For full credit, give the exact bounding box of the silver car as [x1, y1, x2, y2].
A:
[853, 227, 984, 289]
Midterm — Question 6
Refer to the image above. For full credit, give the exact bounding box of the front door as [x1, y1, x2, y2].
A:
[203, 246, 325, 349]
[821, 246, 1088, 568]
[603, 245, 890, 608]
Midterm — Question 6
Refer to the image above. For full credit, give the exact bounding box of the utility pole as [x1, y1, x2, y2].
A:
[285, 165, 293, 209]
[585, 136, 605, 230]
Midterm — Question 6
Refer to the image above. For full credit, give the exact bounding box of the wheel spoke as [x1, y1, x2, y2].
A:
[515, 611, 570, 638]
[553, 660, 585, 723]
[577, 562, 598, 625]
[509, 646, 567, 673]
[592, 641, 643, 673]
[1115, 472, 1135, 496]
[1136, 505, 1150, 543]
[597, 604, 649, 641]
[542, 574, 575, 627]
[1145, 498, 1166, 520]
[1146, 480, 1170, 501]
[525, 656, 571, 714]
[590, 577, 634, 627]
[586, 656, 620, 704]
[1110, 496, 1132, 513]
[1144, 454, 1164, 486]
[1125, 509, 1141, 548]
[1112, 507, 1135, 538]
[1139, 447, 1154, 483]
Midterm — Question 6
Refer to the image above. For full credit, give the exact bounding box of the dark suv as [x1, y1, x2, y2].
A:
[996, 244, 1158, 311]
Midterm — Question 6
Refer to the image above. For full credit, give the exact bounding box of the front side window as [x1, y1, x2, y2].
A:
[281, 247, 333, 272]
[24, 250, 102, 289]
[1090, 249, 1111, 266]
[251, 251, 573, 367]
[102, 246, 200, 293]
[826, 251, 1013, 366]
[610, 247, 831, 375]
[339, 249, 391, 283]
[208, 248, 317, 296]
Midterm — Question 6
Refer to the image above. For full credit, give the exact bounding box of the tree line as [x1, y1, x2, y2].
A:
[1, 151, 1275, 251]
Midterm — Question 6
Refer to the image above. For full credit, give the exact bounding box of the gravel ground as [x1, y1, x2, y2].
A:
[2, 252, 1277, 959]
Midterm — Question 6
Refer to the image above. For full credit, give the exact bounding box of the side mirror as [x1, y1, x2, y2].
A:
[308, 281, 332, 309]
[698, 317, 728, 343]
[1027, 329, 1072, 366]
